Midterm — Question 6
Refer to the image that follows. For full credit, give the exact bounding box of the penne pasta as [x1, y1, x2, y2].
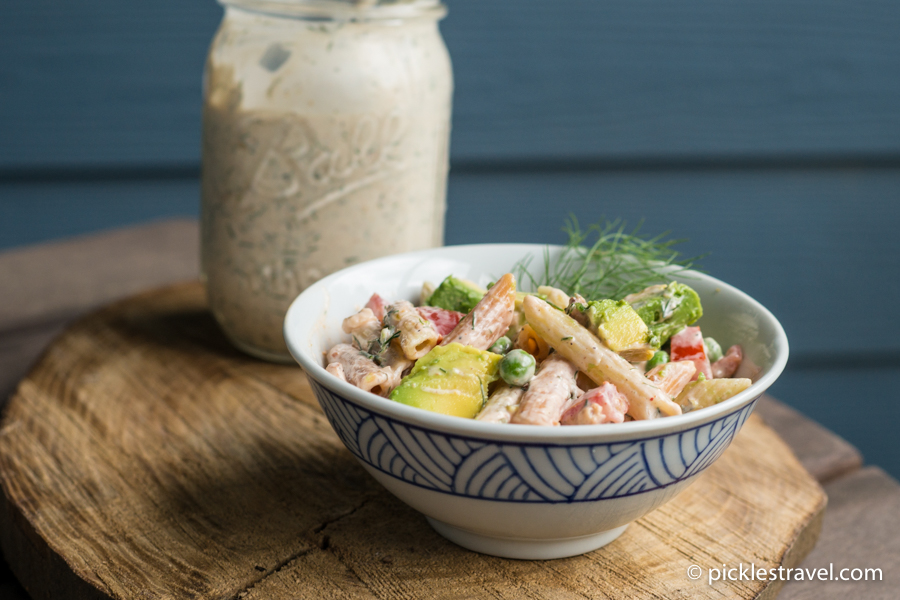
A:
[522, 295, 682, 420]
[325, 362, 346, 382]
[342, 307, 382, 349]
[326, 343, 394, 397]
[475, 384, 525, 424]
[365, 293, 386, 321]
[537, 285, 570, 310]
[324, 263, 749, 427]
[645, 360, 696, 398]
[441, 273, 516, 351]
[378, 345, 414, 393]
[386, 300, 441, 360]
[675, 378, 751, 412]
[511, 354, 580, 426]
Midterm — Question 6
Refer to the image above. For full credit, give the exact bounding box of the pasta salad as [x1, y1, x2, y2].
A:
[323, 273, 750, 425]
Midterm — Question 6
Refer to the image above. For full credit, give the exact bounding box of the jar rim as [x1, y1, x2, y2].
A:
[218, 0, 447, 21]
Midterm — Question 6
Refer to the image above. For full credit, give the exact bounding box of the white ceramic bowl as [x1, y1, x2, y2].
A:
[284, 244, 788, 559]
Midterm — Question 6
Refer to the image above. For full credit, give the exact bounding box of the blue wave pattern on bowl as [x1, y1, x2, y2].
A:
[311, 379, 758, 503]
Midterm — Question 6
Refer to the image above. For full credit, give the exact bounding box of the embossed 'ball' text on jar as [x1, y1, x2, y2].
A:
[201, 0, 452, 362]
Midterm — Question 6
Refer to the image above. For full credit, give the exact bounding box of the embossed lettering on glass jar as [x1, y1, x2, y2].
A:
[201, 0, 452, 362]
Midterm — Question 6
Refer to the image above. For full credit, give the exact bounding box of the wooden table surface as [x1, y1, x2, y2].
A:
[0, 220, 897, 599]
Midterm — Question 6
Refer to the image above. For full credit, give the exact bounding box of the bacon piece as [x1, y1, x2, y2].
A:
[416, 306, 464, 336]
[365, 293, 386, 321]
[712, 345, 743, 379]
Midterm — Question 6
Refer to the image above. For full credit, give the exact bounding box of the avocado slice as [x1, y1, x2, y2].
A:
[425, 276, 486, 314]
[389, 343, 502, 418]
[625, 282, 703, 349]
[585, 299, 651, 354]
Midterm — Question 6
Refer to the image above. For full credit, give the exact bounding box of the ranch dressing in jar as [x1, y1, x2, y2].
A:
[201, 0, 452, 362]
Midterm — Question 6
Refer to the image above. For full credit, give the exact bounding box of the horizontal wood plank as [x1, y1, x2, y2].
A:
[3, 167, 899, 359]
[3, 0, 900, 169]
[0, 219, 199, 331]
[0, 321, 67, 411]
[768, 366, 900, 488]
[781, 467, 900, 599]
[755, 396, 862, 484]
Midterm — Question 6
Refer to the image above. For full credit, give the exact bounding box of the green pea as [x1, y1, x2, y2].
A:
[646, 350, 669, 371]
[703, 337, 723, 362]
[499, 349, 536, 387]
[489, 336, 512, 355]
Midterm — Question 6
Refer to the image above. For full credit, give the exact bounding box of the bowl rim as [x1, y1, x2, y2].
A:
[284, 243, 789, 443]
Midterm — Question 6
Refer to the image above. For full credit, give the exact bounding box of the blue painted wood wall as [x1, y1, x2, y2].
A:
[2, 1, 899, 476]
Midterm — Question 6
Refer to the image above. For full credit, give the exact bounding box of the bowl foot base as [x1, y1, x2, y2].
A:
[426, 518, 629, 560]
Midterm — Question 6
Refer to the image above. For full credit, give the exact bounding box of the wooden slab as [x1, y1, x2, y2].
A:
[779, 466, 900, 599]
[754, 396, 862, 484]
[0, 282, 826, 600]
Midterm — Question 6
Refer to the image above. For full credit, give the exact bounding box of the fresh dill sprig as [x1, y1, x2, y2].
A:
[513, 215, 704, 301]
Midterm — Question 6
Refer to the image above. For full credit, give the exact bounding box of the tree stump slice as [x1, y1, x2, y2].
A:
[0, 283, 826, 600]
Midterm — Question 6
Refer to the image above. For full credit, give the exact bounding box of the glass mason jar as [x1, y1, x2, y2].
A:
[201, 0, 452, 362]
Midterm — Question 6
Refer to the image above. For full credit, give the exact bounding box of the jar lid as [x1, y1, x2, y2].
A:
[219, 0, 446, 21]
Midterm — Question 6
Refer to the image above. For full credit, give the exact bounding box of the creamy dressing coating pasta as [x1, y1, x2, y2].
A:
[560, 383, 629, 426]
[441, 273, 516, 350]
[522, 295, 682, 420]
[342, 308, 382, 348]
[476, 384, 525, 424]
[510, 354, 580, 426]
[386, 300, 441, 360]
[327, 343, 394, 397]
[324, 271, 749, 425]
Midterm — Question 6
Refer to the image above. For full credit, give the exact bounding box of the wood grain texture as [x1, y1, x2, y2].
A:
[0, 320, 67, 410]
[779, 467, 900, 598]
[0, 282, 825, 599]
[754, 397, 862, 484]
[0, 219, 198, 331]
[3, 1, 899, 169]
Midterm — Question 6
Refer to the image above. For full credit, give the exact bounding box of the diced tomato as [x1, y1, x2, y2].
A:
[669, 326, 713, 381]
[711, 345, 743, 379]
[365, 293, 386, 321]
[416, 306, 463, 336]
